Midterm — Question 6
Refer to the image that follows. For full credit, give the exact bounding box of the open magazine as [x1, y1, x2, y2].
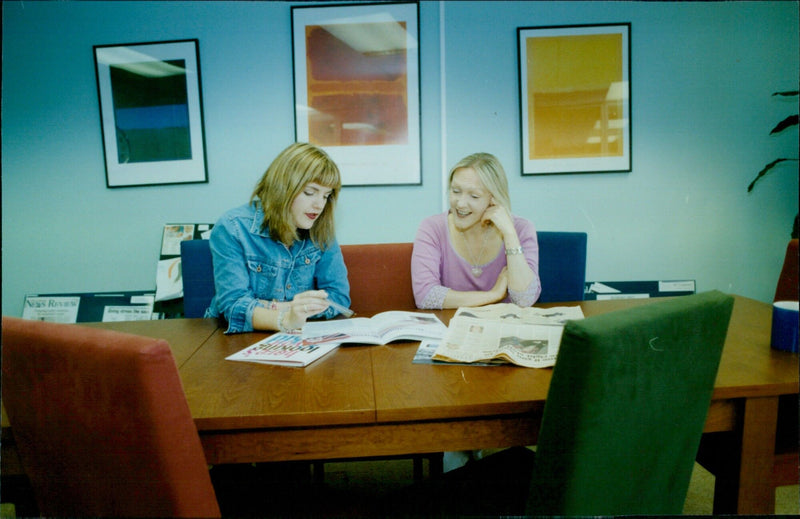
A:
[432, 303, 585, 368]
[226, 333, 341, 367]
[302, 311, 447, 345]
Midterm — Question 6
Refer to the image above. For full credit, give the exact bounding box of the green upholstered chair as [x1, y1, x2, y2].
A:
[1, 317, 221, 518]
[383, 290, 734, 516]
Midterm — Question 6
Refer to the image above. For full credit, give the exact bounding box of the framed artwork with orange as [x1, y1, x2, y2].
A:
[292, 2, 421, 186]
[517, 23, 631, 175]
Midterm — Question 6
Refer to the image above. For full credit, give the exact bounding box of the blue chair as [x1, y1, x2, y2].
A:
[180, 239, 215, 318]
[536, 231, 588, 303]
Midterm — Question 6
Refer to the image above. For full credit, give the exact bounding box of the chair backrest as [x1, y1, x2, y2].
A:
[1, 316, 221, 518]
[526, 290, 734, 516]
[537, 231, 588, 303]
[180, 239, 215, 318]
[340, 243, 416, 315]
[774, 238, 799, 302]
[341, 235, 586, 312]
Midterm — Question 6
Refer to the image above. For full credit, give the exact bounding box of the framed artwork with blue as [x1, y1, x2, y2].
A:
[93, 39, 208, 187]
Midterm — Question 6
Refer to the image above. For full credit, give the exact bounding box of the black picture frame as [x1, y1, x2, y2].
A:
[517, 23, 631, 175]
[93, 39, 208, 187]
[291, 2, 421, 186]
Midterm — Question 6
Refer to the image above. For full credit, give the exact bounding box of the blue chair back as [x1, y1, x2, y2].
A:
[536, 231, 587, 303]
[180, 239, 215, 318]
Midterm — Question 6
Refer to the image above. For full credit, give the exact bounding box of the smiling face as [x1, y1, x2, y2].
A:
[290, 182, 333, 230]
[449, 167, 492, 231]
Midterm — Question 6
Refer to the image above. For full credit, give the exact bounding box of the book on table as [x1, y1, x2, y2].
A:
[225, 332, 341, 367]
[302, 311, 447, 345]
[431, 303, 585, 368]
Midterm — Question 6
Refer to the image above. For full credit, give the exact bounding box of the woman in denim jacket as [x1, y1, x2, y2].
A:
[206, 143, 351, 334]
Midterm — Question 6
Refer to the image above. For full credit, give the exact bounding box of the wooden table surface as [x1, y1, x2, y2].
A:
[82, 317, 219, 367]
[176, 295, 797, 516]
[3, 295, 797, 514]
[180, 328, 375, 431]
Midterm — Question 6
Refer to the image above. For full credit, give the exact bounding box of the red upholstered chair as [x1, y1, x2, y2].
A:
[1, 316, 221, 518]
[340, 242, 416, 314]
[338, 243, 441, 478]
[774, 238, 799, 302]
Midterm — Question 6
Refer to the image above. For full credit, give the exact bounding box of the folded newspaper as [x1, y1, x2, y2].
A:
[433, 303, 585, 368]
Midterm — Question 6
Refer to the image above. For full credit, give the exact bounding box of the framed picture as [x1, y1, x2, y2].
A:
[517, 23, 631, 175]
[291, 2, 421, 186]
[93, 39, 208, 187]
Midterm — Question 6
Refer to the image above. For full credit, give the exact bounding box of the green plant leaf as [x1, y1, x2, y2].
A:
[748, 158, 799, 192]
[770, 115, 799, 134]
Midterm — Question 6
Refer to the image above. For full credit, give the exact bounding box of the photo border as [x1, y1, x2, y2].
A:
[93, 39, 208, 188]
[517, 23, 631, 176]
[291, 2, 421, 186]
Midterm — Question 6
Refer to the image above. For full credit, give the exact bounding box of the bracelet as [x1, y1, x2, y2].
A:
[276, 308, 300, 333]
[505, 246, 524, 255]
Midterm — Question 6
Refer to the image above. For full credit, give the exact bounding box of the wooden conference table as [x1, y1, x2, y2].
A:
[3, 295, 798, 514]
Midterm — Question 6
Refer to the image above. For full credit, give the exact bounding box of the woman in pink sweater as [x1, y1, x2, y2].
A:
[411, 152, 541, 309]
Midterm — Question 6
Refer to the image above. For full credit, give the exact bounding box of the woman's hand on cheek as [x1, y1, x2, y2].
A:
[482, 205, 514, 235]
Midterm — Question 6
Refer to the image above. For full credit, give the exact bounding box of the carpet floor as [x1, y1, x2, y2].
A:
[1, 458, 797, 517]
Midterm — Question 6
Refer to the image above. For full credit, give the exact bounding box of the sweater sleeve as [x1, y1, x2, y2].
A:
[507, 217, 541, 307]
[411, 214, 449, 309]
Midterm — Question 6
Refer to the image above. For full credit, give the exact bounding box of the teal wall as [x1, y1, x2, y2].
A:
[2, 1, 798, 316]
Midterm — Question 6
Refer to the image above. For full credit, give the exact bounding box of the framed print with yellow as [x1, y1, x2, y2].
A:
[291, 2, 421, 186]
[517, 23, 631, 175]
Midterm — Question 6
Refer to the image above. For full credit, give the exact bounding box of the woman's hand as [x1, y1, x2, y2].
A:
[490, 267, 509, 302]
[282, 290, 331, 330]
[482, 204, 516, 241]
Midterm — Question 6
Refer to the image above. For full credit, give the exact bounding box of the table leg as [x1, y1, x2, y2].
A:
[710, 396, 779, 515]
[736, 396, 778, 514]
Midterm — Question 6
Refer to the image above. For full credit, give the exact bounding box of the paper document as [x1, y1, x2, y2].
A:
[413, 340, 504, 366]
[589, 282, 621, 294]
[226, 333, 341, 367]
[22, 296, 81, 323]
[433, 304, 584, 368]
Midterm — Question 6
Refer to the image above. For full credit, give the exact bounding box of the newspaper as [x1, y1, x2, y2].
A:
[413, 340, 505, 366]
[433, 303, 585, 368]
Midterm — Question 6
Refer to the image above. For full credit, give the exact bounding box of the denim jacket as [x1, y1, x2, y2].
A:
[205, 202, 350, 334]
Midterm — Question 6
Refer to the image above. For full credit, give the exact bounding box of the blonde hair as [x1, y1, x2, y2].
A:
[448, 152, 512, 212]
[251, 143, 341, 248]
